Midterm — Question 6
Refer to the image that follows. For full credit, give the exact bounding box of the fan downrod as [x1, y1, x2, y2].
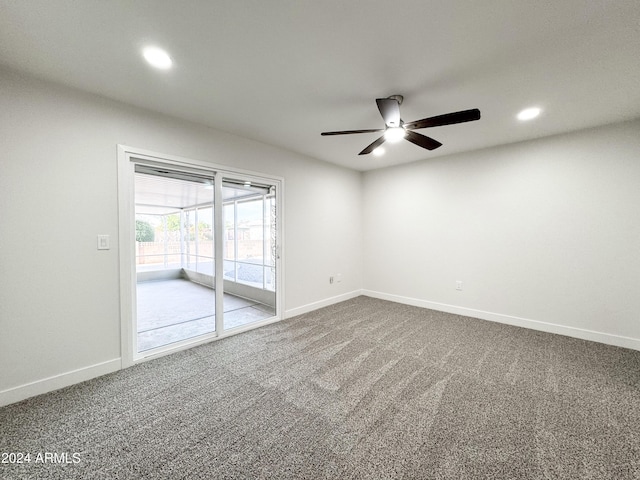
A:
[387, 94, 403, 105]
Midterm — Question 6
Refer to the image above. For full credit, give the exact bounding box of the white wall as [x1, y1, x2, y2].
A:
[0, 68, 362, 402]
[2, 64, 638, 406]
[363, 119, 640, 348]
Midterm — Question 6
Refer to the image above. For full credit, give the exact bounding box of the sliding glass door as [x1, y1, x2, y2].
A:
[120, 150, 282, 361]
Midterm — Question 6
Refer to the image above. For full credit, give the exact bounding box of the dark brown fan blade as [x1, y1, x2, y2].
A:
[404, 108, 481, 130]
[321, 128, 384, 136]
[405, 130, 442, 150]
[376, 98, 401, 127]
[359, 135, 386, 155]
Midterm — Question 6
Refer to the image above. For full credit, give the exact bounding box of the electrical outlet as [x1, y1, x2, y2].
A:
[329, 276, 334, 284]
[336, 273, 342, 283]
[456, 280, 463, 291]
[97, 234, 110, 250]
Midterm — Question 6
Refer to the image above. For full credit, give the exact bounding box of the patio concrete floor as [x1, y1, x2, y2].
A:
[136, 278, 274, 352]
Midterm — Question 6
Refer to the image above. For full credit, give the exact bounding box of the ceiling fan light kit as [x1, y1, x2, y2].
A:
[384, 127, 406, 143]
[517, 107, 541, 121]
[321, 95, 481, 156]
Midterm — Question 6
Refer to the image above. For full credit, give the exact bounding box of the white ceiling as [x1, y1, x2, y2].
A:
[1, 1, 639, 171]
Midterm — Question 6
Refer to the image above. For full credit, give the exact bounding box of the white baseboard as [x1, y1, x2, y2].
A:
[285, 289, 363, 319]
[0, 358, 121, 407]
[363, 290, 640, 352]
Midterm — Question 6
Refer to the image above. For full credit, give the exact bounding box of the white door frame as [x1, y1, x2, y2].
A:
[117, 145, 284, 367]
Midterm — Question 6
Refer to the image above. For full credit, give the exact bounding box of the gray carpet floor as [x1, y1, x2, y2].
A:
[1, 296, 639, 479]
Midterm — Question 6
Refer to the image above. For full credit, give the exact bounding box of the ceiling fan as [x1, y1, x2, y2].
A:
[321, 95, 481, 155]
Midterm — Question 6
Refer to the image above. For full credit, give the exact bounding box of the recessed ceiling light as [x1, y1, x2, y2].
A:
[384, 127, 406, 143]
[373, 146, 385, 156]
[517, 107, 541, 121]
[142, 46, 172, 70]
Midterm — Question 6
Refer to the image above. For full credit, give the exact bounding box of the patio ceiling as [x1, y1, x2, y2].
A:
[134, 172, 267, 215]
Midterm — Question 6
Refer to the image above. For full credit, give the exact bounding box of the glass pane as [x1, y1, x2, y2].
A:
[195, 206, 214, 275]
[236, 261, 263, 287]
[135, 213, 163, 271]
[236, 199, 264, 287]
